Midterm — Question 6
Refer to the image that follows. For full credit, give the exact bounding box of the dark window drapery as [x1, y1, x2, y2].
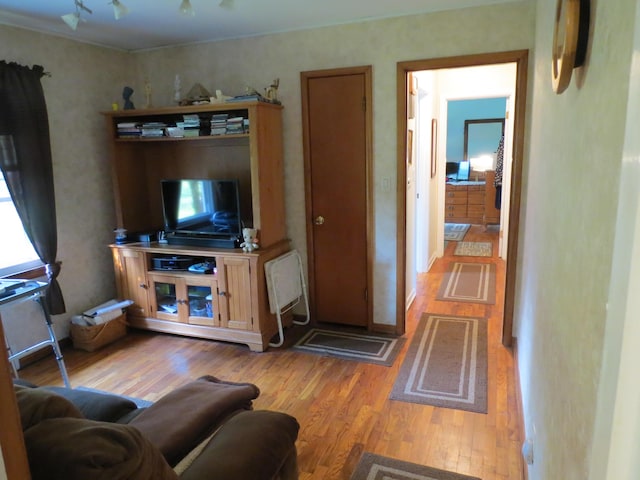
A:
[0, 61, 65, 314]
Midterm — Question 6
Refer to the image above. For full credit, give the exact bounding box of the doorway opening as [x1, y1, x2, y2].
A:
[396, 50, 529, 346]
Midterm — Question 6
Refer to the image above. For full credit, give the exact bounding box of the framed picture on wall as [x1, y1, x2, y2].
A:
[430, 118, 438, 178]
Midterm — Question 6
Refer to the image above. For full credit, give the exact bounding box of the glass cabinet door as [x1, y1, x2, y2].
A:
[186, 279, 218, 326]
[148, 274, 182, 321]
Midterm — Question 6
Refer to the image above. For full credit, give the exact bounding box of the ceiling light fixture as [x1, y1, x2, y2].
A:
[61, 0, 92, 30]
[179, 0, 195, 16]
[111, 0, 129, 20]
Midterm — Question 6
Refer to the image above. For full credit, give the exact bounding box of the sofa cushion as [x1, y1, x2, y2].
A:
[128, 375, 260, 466]
[43, 386, 139, 423]
[14, 384, 83, 430]
[23, 417, 178, 480]
[178, 410, 300, 480]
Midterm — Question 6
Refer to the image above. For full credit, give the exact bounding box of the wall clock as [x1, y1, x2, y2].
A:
[552, 0, 590, 94]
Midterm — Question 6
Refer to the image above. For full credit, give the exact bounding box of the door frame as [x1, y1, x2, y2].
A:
[395, 50, 528, 346]
[301, 65, 374, 328]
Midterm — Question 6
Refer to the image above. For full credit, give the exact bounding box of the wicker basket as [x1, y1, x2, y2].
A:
[70, 314, 127, 352]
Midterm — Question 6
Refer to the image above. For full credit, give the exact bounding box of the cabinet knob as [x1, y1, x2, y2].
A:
[313, 215, 325, 225]
[139, 283, 148, 289]
[218, 291, 227, 297]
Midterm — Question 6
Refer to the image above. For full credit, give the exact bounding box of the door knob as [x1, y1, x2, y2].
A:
[313, 215, 325, 225]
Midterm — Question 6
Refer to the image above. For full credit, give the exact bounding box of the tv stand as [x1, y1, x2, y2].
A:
[167, 234, 240, 249]
[111, 241, 290, 352]
[102, 102, 288, 350]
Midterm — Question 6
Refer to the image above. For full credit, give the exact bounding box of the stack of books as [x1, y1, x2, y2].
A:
[176, 114, 201, 137]
[225, 116, 245, 135]
[210, 113, 229, 136]
[116, 122, 142, 138]
[141, 122, 167, 138]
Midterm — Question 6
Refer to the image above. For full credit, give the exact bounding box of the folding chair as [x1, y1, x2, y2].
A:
[264, 250, 310, 348]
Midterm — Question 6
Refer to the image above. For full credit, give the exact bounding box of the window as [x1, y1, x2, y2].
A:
[0, 169, 42, 276]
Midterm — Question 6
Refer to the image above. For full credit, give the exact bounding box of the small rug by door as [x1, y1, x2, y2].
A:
[350, 452, 481, 480]
[444, 223, 470, 241]
[292, 327, 404, 366]
[390, 314, 487, 413]
[454, 241, 492, 257]
[436, 262, 496, 305]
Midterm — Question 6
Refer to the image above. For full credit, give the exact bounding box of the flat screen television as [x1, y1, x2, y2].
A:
[161, 179, 242, 248]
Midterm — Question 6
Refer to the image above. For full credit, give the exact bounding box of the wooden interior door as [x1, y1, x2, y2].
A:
[301, 66, 372, 328]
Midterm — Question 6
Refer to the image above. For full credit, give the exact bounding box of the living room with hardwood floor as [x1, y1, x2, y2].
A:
[16, 226, 522, 480]
[4, 0, 640, 478]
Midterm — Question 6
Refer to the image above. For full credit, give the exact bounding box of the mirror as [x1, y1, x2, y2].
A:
[463, 118, 505, 162]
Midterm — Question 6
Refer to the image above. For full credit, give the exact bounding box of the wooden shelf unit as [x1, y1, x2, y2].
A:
[102, 101, 286, 249]
[103, 102, 288, 351]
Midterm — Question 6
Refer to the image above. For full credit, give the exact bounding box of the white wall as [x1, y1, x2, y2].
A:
[517, 0, 636, 478]
[414, 70, 436, 273]
[589, 1, 640, 478]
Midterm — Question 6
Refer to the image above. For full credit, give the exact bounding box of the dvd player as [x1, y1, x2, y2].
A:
[152, 256, 195, 271]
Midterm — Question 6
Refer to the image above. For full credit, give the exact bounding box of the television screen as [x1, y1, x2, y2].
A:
[161, 179, 242, 237]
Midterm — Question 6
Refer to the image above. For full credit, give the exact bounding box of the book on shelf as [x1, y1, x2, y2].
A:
[224, 94, 279, 104]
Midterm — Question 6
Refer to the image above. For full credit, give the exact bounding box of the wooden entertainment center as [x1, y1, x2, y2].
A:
[103, 101, 288, 352]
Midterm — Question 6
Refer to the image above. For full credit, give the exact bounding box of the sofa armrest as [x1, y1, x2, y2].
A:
[128, 376, 260, 466]
[178, 410, 299, 480]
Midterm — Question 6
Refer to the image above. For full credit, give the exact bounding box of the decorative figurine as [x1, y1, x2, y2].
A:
[265, 78, 279, 103]
[122, 86, 135, 110]
[240, 228, 259, 252]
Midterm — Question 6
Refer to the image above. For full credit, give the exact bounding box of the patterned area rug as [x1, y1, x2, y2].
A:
[350, 452, 481, 480]
[444, 223, 470, 241]
[436, 262, 496, 304]
[292, 327, 405, 366]
[454, 241, 493, 257]
[390, 314, 488, 413]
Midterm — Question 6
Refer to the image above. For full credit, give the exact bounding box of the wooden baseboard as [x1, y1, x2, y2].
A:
[512, 337, 528, 480]
[16, 337, 72, 370]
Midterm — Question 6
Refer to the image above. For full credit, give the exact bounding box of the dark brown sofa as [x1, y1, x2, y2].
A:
[14, 376, 299, 480]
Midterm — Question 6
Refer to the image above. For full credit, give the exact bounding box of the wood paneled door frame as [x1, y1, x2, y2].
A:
[395, 50, 529, 346]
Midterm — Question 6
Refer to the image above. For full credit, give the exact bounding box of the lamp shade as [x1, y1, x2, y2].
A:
[179, 0, 195, 16]
[61, 12, 80, 30]
[112, 0, 129, 20]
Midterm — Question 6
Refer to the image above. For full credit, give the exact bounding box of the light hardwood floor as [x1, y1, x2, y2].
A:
[19, 225, 523, 480]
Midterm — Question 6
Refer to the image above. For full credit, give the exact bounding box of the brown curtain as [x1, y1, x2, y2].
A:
[0, 61, 66, 314]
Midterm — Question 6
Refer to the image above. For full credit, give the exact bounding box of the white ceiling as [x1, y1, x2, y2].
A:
[0, 0, 522, 51]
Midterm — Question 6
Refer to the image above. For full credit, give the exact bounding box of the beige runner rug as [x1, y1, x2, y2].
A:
[436, 262, 496, 304]
[454, 241, 492, 257]
[350, 452, 481, 480]
[390, 313, 487, 413]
